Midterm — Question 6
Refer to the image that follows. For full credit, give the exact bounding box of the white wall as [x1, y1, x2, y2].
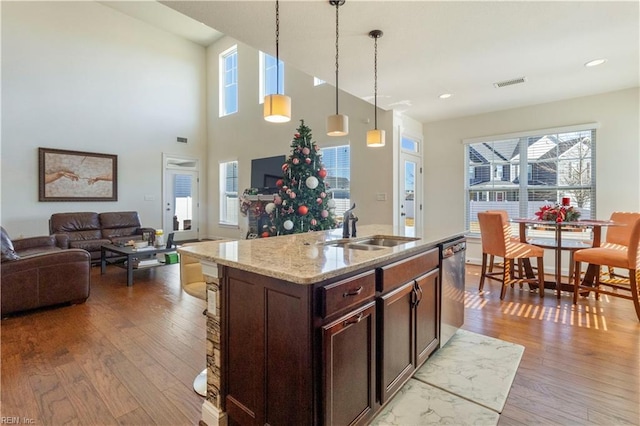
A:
[206, 37, 394, 239]
[1, 2, 208, 237]
[423, 88, 640, 263]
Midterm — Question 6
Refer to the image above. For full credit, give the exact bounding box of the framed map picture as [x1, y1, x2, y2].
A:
[39, 148, 117, 201]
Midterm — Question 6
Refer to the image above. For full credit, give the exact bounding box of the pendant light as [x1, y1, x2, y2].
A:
[264, 0, 291, 123]
[366, 30, 385, 147]
[327, 0, 348, 136]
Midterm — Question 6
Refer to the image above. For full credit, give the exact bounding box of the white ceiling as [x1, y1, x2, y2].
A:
[104, 1, 639, 124]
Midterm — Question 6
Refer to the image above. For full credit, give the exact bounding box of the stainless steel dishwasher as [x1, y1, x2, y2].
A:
[440, 237, 466, 347]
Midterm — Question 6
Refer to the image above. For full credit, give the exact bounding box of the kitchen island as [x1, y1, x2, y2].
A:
[179, 225, 465, 426]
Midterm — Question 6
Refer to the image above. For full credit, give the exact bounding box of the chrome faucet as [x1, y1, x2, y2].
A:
[343, 203, 356, 238]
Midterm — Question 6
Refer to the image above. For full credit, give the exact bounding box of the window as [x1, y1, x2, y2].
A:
[401, 136, 419, 153]
[466, 127, 596, 235]
[259, 52, 284, 102]
[320, 145, 350, 217]
[219, 161, 238, 225]
[314, 77, 325, 86]
[220, 46, 238, 116]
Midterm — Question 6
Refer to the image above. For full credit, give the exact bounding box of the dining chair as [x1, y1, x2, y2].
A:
[478, 211, 546, 299]
[573, 213, 640, 321]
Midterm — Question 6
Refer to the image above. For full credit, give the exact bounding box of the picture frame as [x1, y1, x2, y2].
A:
[39, 147, 118, 201]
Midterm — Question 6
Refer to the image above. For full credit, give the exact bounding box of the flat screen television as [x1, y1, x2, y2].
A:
[251, 155, 285, 190]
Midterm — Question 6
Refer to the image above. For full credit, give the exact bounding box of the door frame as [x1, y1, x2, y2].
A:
[162, 153, 200, 241]
[398, 133, 423, 235]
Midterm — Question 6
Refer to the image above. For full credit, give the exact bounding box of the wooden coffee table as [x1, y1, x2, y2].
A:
[101, 243, 177, 286]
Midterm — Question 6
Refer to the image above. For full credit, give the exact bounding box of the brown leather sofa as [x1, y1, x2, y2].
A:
[49, 211, 155, 263]
[1, 227, 91, 317]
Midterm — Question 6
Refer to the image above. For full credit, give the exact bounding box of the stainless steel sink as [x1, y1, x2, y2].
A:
[320, 235, 419, 250]
[323, 242, 385, 251]
[355, 235, 420, 247]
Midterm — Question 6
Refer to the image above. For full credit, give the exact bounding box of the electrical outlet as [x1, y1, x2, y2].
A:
[207, 290, 216, 313]
[177, 137, 188, 143]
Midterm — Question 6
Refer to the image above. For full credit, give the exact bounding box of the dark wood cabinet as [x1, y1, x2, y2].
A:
[377, 249, 440, 404]
[322, 301, 376, 426]
[221, 245, 441, 426]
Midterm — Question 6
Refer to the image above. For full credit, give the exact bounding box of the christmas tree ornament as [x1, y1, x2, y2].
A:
[283, 220, 294, 230]
[321, 210, 329, 218]
[295, 133, 300, 138]
[317, 198, 323, 204]
[302, 147, 310, 155]
[282, 163, 288, 171]
[320, 192, 326, 198]
[311, 218, 318, 226]
[290, 192, 297, 199]
[305, 158, 312, 164]
[292, 158, 300, 165]
[261, 231, 270, 238]
[276, 179, 284, 187]
[298, 205, 309, 215]
[265, 202, 276, 214]
[306, 176, 319, 189]
[327, 199, 336, 208]
[274, 195, 282, 204]
[318, 169, 328, 178]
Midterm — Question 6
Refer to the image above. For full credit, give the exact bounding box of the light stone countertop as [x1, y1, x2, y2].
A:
[178, 224, 463, 285]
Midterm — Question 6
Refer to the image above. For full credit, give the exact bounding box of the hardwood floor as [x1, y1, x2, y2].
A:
[1, 263, 638, 425]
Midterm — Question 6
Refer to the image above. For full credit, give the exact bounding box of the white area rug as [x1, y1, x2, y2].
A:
[413, 329, 524, 413]
[371, 329, 523, 425]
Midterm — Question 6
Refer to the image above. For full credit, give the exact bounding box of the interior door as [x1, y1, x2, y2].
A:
[163, 155, 199, 241]
[399, 144, 422, 237]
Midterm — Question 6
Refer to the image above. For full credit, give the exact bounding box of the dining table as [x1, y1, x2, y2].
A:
[511, 218, 618, 298]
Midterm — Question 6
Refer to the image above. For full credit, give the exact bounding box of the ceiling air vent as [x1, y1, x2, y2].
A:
[493, 77, 526, 88]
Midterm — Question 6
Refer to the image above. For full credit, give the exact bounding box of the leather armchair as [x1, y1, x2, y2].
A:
[1, 227, 90, 316]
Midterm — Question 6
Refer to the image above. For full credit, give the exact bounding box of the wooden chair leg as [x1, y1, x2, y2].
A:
[537, 256, 545, 298]
[573, 261, 581, 305]
[479, 253, 488, 292]
[489, 255, 495, 273]
[500, 265, 509, 300]
[630, 270, 640, 322]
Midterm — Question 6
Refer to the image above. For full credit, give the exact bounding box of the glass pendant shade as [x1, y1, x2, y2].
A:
[366, 129, 385, 147]
[327, 114, 349, 136]
[264, 94, 291, 123]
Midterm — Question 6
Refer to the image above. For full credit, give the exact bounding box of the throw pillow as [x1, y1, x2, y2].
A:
[1, 226, 20, 261]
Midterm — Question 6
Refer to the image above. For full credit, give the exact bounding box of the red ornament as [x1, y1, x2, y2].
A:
[295, 133, 300, 138]
[276, 179, 284, 187]
[261, 232, 270, 238]
[318, 169, 328, 178]
[298, 205, 309, 215]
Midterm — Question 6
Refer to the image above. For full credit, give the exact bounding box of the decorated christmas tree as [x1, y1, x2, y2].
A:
[269, 120, 338, 235]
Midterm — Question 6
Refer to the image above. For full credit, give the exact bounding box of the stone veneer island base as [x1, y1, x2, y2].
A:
[179, 225, 464, 426]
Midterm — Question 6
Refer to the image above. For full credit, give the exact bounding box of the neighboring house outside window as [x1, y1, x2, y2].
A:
[219, 161, 238, 225]
[259, 52, 284, 102]
[321, 145, 350, 217]
[220, 46, 238, 116]
[466, 128, 596, 236]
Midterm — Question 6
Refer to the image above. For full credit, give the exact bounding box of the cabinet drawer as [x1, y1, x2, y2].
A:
[377, 248, 439, 293]
[321, 271, 376, 319]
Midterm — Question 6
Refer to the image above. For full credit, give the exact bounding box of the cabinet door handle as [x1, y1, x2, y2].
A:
[343, 313, 364, 326]
[343, 286, 363, 297]
[415, 280, 423, 306]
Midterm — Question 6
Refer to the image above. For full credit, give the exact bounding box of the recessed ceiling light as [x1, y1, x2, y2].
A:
[439, 93, 452, 99]
[585, 58, 607, 67]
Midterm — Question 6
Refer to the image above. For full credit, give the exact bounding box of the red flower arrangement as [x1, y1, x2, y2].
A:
[535, 203, 581, 223]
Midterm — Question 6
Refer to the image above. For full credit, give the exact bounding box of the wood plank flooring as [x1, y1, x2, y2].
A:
[1, 263, 639, 425]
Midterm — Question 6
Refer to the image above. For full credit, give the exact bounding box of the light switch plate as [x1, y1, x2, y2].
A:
[376, 193, 387, 201]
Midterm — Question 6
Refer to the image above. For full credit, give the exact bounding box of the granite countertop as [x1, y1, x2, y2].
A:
[178, 225, 463, 285]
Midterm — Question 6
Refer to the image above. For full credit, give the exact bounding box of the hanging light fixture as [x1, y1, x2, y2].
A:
[366, 29, 385, 147]
[327, 0, 348, 136]
[264, 0, 291, 123]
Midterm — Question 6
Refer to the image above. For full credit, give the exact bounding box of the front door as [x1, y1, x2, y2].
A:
[163, 155, 199, 241]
